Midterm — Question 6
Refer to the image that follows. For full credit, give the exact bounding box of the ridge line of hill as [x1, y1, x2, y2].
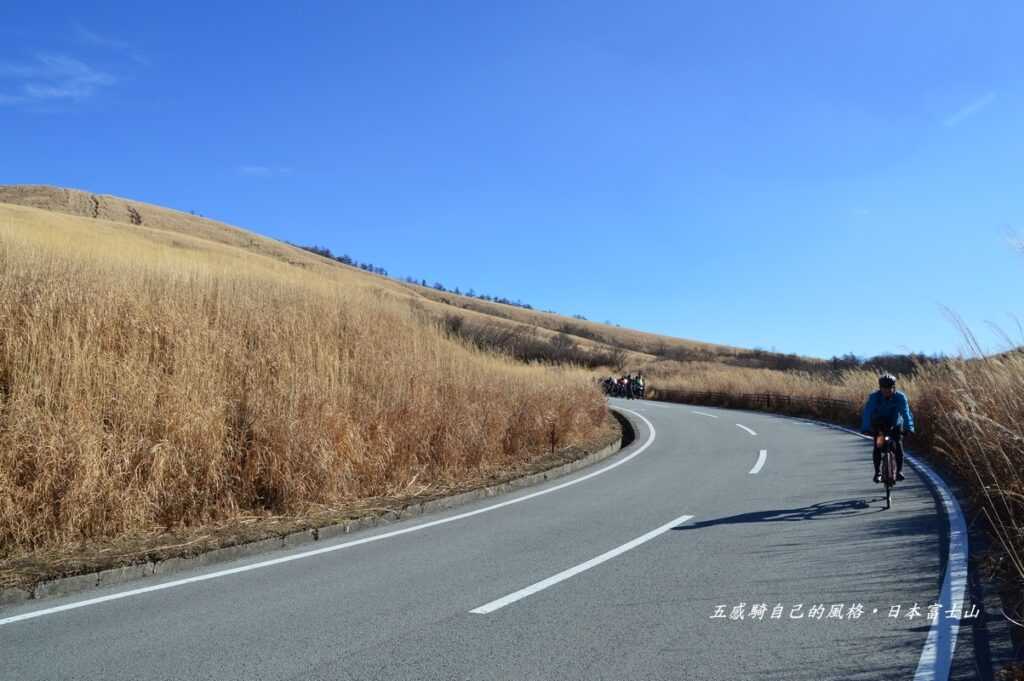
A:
[4, 184, 939, 374]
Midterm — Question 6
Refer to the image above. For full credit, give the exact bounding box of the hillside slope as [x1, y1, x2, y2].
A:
[0, 184, 771, 369]
[0, 188, 623, 569]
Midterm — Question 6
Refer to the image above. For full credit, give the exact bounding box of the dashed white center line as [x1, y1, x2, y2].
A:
[735, 424, 757, 436]
[749, 449, 768, 475]
[470, 513, 694, 614]
[691, 410, 718, 419]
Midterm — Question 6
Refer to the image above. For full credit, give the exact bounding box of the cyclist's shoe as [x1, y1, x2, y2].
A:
[873, 473, 882, 484]
[896, 471, 905, 481]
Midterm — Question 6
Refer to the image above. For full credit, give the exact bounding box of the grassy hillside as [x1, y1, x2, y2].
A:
[0, 194, 614, 559]
[0, 185, 814, 372]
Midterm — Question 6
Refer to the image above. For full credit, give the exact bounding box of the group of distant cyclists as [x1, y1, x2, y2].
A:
[601, 373, 645, 399]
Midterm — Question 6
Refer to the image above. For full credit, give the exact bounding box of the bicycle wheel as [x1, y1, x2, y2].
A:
[883, 449, 895, 509]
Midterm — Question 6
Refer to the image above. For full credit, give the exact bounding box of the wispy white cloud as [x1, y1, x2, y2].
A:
[73, 23, 149, 65]
[0, 53, 116, 106]
[943, 92, 997, 127]
[238, 165, 294, 177]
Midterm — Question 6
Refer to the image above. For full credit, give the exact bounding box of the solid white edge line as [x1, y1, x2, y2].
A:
[749, 449, 767, 475]
[470, 513, 694, 614]
[735, 423, 757, 436]
[794, 417, 966, 681]
[0, 408, 658, 628]
[691, 410, 719, 419]
[908, 452, 967, 681]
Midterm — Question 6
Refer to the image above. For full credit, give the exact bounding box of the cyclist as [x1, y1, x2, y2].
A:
[860, 373, 915, 484]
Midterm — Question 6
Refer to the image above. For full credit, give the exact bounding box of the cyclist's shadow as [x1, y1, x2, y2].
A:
[672, 498, 882, 531]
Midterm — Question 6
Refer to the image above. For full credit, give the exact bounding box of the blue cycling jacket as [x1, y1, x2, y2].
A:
[860, 390, 915, 433]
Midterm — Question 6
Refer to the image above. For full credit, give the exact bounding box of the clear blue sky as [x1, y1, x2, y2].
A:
[2, 2, 1022, 358]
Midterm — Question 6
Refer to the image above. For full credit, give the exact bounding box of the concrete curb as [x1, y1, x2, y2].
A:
[0, 419, 628, 609]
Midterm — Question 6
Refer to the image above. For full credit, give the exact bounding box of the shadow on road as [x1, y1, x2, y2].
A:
[671, 498, 880, 531]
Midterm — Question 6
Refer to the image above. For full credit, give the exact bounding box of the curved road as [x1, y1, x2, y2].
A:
[0, 399, 1008, 680]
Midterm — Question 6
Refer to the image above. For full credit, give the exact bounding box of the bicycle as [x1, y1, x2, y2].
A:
[874, 428, 899, 510]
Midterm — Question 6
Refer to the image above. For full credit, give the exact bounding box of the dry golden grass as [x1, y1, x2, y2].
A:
[4, 185, 834, 371]
[912, 343, 1024, 594]
[409, 284, 731, 357]
[643, 360, 880, 404]
[0, 202, 607, 558]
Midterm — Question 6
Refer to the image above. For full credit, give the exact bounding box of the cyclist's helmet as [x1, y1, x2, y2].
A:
[878, 373, 896, 389]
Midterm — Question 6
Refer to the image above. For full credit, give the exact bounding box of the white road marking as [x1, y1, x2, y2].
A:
[749, 449, 768, 475]
[908, 454, 967, 681]
[609, 399, 666, 409]
[691, 410, 719, 419]
[470, 513, 694, 614]
[794, 417, 967, 681]
[735, 423, 757, 436]
[0, 408, 658, 628]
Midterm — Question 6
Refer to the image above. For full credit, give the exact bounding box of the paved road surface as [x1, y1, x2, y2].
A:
[0, 399, 1013, 680]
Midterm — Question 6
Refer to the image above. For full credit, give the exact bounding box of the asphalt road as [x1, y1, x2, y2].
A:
[0, 399, 1013, 680]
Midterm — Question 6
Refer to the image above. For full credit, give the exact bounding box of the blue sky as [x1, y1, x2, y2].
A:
[2, 1, 1022, 358]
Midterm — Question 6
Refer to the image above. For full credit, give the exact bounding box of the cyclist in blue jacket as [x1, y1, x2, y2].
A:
[860, 373, 915, 483]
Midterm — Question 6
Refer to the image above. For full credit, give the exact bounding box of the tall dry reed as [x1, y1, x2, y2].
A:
[0, 212, 606, 557]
